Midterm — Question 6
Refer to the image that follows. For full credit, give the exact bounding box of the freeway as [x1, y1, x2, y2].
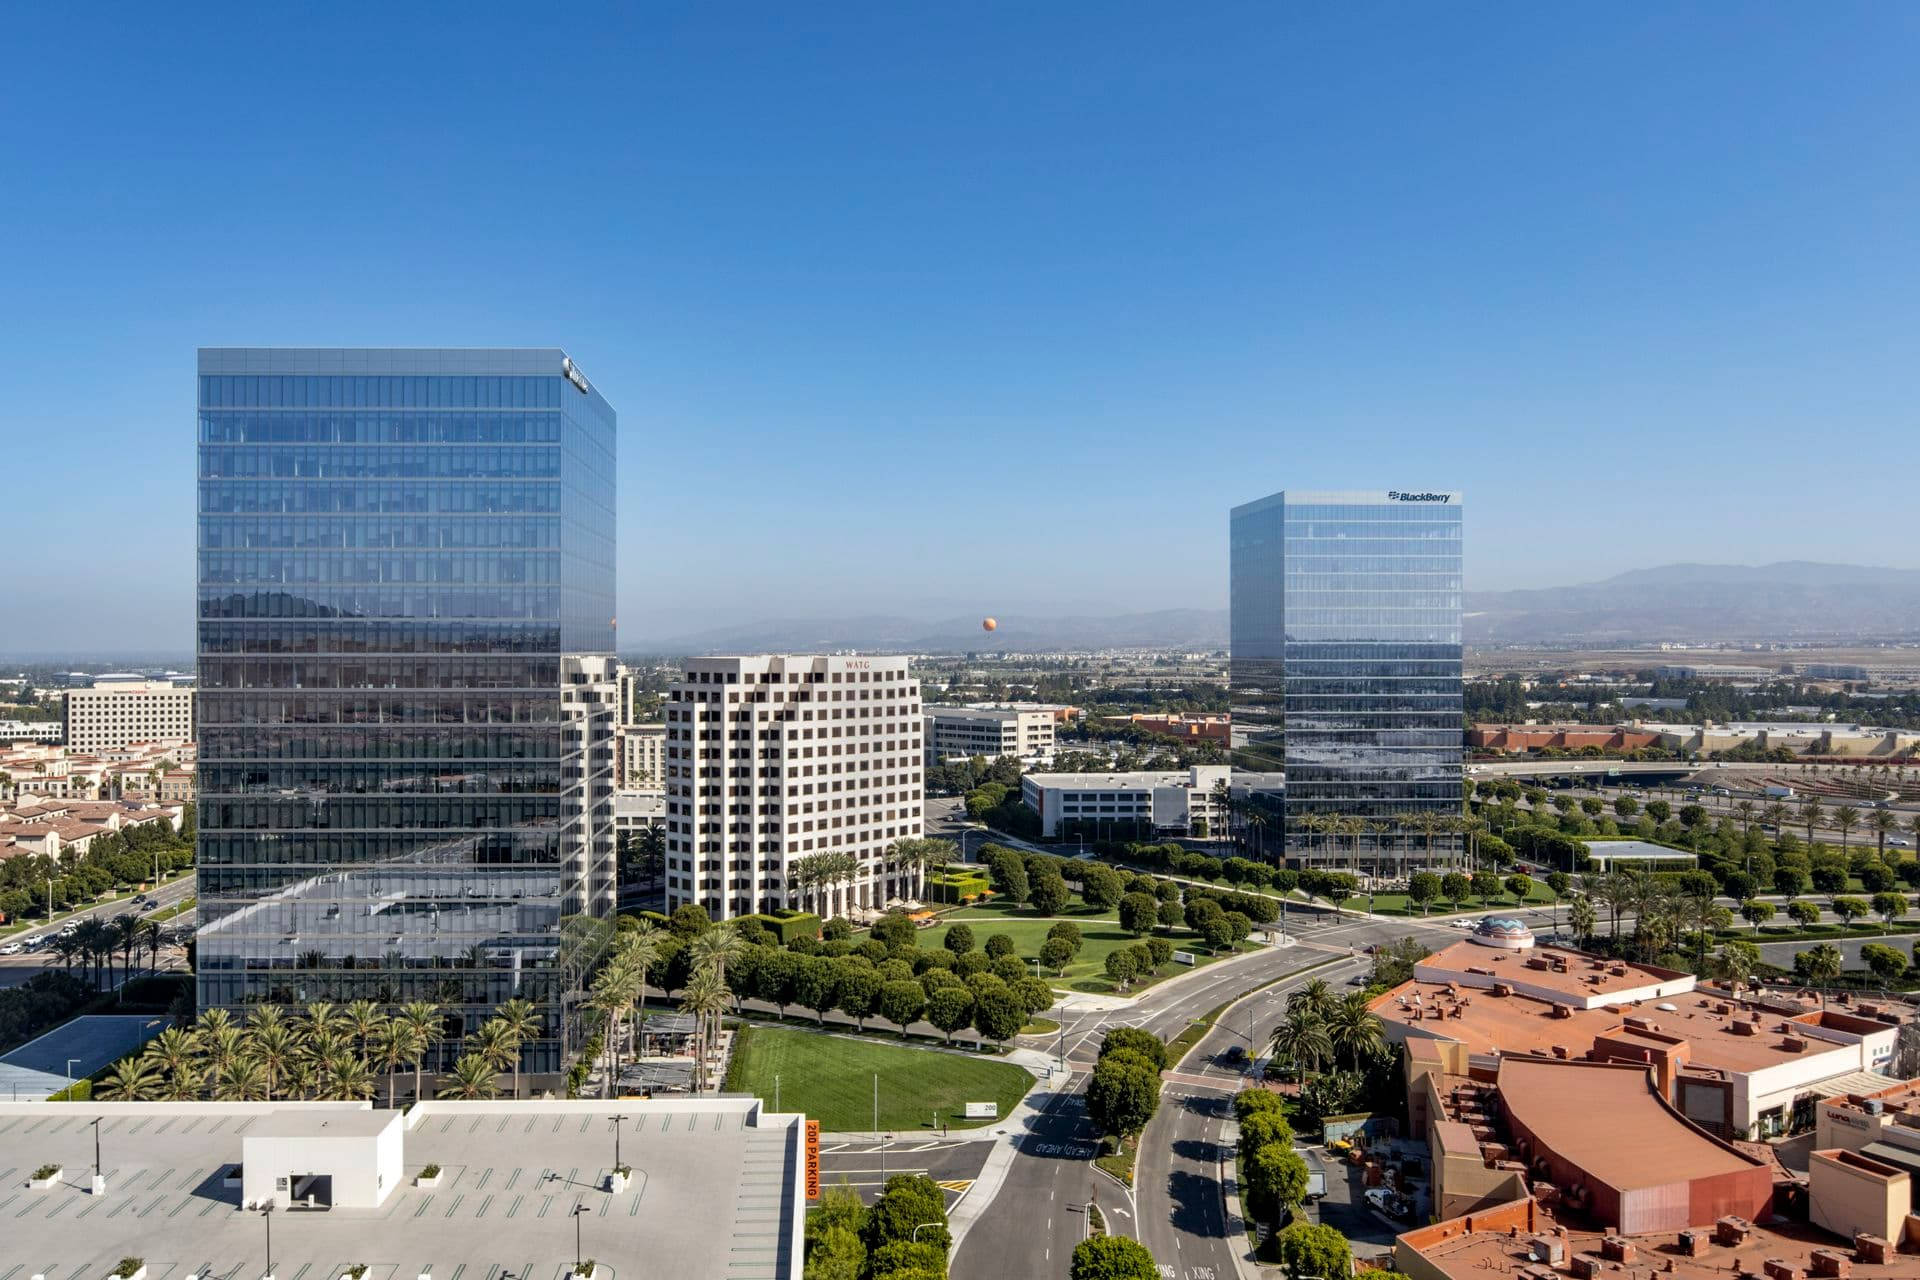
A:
[952, 907, 1461, 1280]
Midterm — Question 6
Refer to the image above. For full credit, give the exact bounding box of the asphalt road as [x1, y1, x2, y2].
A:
[0, 872, 196, 990]
[952, 906, 1459, 1280]
[1131, 913, 1461, 1280]
[817, 1135, 992, 1217]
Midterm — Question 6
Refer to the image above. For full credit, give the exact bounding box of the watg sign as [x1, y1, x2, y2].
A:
[805, 1119, 821, 1200]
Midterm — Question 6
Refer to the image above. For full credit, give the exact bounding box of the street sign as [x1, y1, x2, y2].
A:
[1172, 950, 1197, 966]
[805, 1119, 820, 1200]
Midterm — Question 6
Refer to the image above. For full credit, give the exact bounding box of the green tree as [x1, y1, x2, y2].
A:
[1104, 949, 1139, 990]
[1740, 900, 1776, 933]
[1787, 901, 1821, 928]
[1440, 872, 1471, 909]
[1119, 892, 1159, 935]
[1079, 863, 1125, 911]
[1871, 891, 1909, 933]
[1101, 1026, 1168, 1071]
[1069, 1236, 1158, 1280]
[943, 924, 976, 956]
[924, 988, 975, 1044]
[984, 933, 1016, 960]
[1503, 874, 1533, 904]
[865, 1174, 950, 1254]
[1470, 871, 1501, 907]
[1244, 1142, 1310, 1228]
[1275, 1222, 1352, 1280]
[1028, 873, 1070, 916]
[972, 989, 1026, 1046]
[1793, 943, 1844, 1000]
[878, 981, 926, 1035]
[1713, 939, 1762, 994]
[1406, 872, 1440, 916]
[1087, 1054, 1160, 1135]
[1039, 937, 1075, 975]
[1860, 943, 1907, 986]
[1832, 897, 1869, 928]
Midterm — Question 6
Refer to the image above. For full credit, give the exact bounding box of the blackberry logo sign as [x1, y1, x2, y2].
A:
[1387, 490, 1451, 503]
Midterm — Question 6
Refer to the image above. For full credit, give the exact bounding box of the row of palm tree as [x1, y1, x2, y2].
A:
[1289, 811, 1484, 876]
[96, 996, 543, 1105]
[587, 920, 740, 1095]
[43, 914, 165, 990]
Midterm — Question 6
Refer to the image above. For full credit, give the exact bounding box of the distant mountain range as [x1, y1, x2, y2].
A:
[1464, 561, 1920, 645]
[621, 562, 1920, 655]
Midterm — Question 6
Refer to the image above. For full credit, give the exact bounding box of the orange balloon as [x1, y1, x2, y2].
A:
[981, 617, 997, 632]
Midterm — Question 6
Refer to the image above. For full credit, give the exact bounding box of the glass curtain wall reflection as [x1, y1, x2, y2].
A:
[1231, 489, 1463, 873]
[195, 349, 617, 1073]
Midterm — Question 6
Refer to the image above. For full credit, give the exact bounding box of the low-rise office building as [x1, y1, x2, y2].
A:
[618, 720, 666, 788]
[924, 705, 1056, 765]
[1020, 764, 1233, 839]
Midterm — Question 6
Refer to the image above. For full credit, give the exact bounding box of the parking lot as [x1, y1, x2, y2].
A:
[0, 1015, 172, 1100]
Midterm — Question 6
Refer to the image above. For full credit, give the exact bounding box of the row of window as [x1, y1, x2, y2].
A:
[202, 446, 563, 481]
[203, 516, 561, 551]
[201, 410, 567, 444]
[200, 551, 563, 587]
[197, 621, 566, 655]
[201, 374, 573, 410]
[200, 586, 566, 619]
[202, 482, 562, 515]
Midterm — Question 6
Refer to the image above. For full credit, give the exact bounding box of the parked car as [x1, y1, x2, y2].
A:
[0, 941, 22, 955]
[1366, 1187, 1413, 1219]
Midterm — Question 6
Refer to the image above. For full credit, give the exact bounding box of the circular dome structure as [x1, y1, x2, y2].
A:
[1467, 915, 1536, 950]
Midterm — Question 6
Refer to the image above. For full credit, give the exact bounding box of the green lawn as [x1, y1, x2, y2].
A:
[724, 1024, 1033, 1132]
[918, 894, 1247, 994]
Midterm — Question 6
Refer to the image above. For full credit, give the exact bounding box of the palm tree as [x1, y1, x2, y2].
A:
[73, 918, 111, 989]
[98, 1058, 161, 1101]
[112, 912, 140, 987]
[328, 1055, 377, 1102]
[1325, 992, 1384, 1069]
[215, 1057, 268, 1102]
[138, 918, 163, 978]
[396, 1001, 444, 1103]
[199, 1017, 245, 1093]
[491, 998, 540, 1100]
[1796, 943, 1844, 1006]
[142, 1026, 199, 1079]
[1713, 940, 1760, 995]
[1870, 808, 1897, 861]
[1801, 795, 1826, 845]
[1568, 894, 1597, 945]
[45, 930, 83, 976]
[343, 999, 387, 1062]
[436, 1053, 499, 1100]
[1290, 978, 1337, 1022]
[690, 922, 745, 987]
[680, 968, 734, 1093]
[302, 1001, 348, 1041]
[373, 1020, 424, 1107]
[249, 1021, 299, 1102]
[1267, 1007, 1332, 1080]
[1833, 804, 1861, 851]
[616, 924, 664, 1060]
[1763, 800, 1790, 837]
[1733, 799, 1756, 838]
[469, 1019, 518, 1092]
[590, 955, 642, 1098]
[159, 1064, 207, 1102]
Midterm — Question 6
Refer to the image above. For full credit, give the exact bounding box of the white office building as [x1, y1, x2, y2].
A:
[63, 680, 194, 753]
[1021, 764, 1262, 839]
[924, 705, 1056, 766]
[664, 655, 925, 920]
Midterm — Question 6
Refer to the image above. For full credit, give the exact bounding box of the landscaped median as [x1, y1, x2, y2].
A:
[722, 1023, 1034, 1132]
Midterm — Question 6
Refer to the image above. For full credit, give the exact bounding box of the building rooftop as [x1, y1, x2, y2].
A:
[0, 1098, 801, 1278]
[1398, 1198, 1916, 1280]
[1496, 1056, 1763, 1189]
[250, 1107, 400, 1139]
[1378, 973, 1893, 1074]
[1411, 938, 1693, 1005]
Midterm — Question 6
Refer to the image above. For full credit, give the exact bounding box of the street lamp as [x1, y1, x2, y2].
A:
[65, 1057, 81, 1092]
[259, 1200, 275, 1278]
[910, 1222, 944, 1244]
[572, 1198, 589, 1270]
[609, 1114, 627, 1174]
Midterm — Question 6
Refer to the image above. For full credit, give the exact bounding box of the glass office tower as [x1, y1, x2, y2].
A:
[1230, 489, 1463, 872]
[196, 349, 617, 1073]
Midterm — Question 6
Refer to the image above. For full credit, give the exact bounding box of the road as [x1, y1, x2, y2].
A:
[953, 906, 1459, 1280]
[1131, 913, 1460, 1280]
[0, 872, 196, 990]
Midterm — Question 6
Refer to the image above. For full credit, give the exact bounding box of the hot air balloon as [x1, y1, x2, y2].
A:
[981, 617, 998, 633]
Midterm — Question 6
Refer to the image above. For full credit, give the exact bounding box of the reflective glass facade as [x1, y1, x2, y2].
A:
[195, 349, 617, 1072]
[1231, 489, 1463, 865]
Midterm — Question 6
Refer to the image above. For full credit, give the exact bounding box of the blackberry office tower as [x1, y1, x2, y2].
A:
[196, 349, 617, 1073]
[1230, 489, 1463, 874]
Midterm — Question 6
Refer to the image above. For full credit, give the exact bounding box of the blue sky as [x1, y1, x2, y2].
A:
[2, 4, 1915, 653]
